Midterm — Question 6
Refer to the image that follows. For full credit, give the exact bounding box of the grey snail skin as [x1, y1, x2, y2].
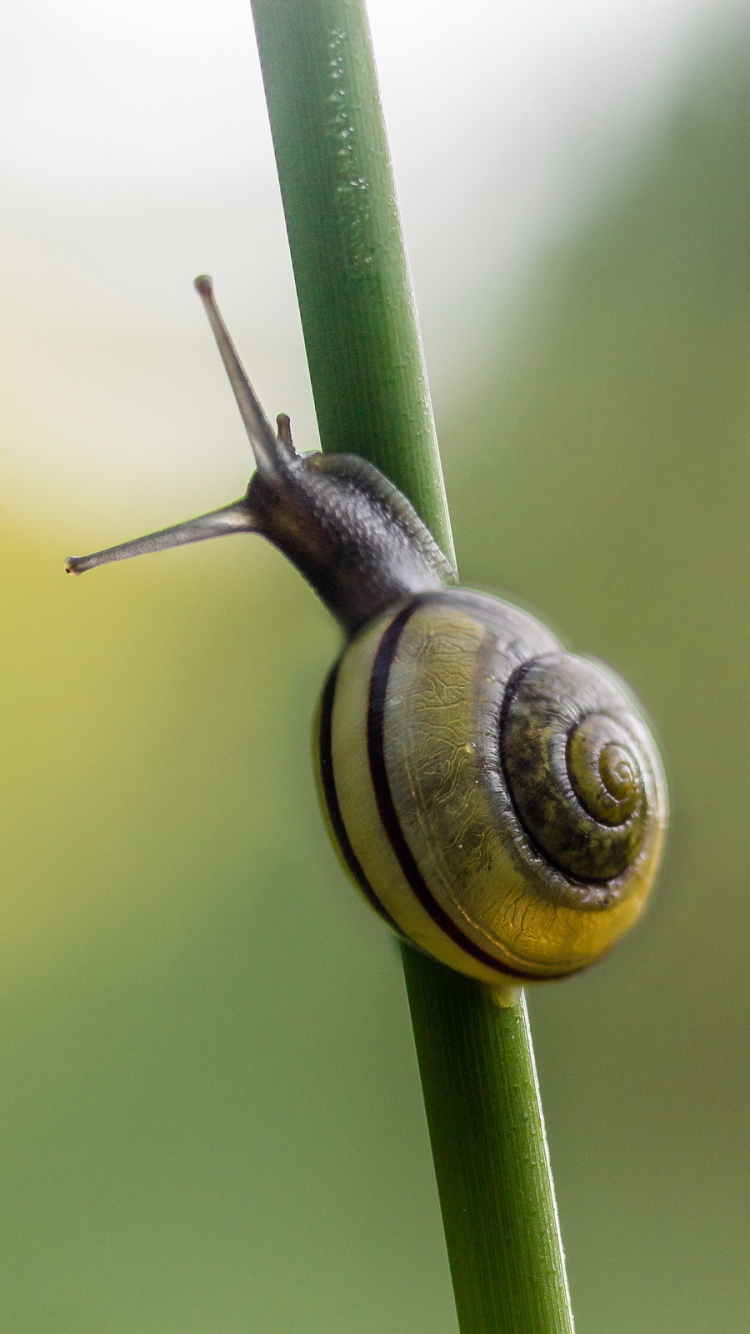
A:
[66, 276, 668, 987]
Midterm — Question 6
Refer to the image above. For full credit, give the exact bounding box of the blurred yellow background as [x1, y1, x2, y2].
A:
[1, 2, 749, 1330]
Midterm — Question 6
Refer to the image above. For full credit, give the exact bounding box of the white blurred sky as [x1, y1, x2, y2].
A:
[0, 0, 746, 531]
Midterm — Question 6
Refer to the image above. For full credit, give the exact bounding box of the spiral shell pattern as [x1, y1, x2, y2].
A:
[316, 590, 667, 984]
[501, 656, 650, 883]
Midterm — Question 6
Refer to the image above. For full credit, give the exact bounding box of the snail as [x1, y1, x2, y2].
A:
[66, 275, 667, 987]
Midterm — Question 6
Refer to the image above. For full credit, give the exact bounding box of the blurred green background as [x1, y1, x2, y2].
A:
[2, 11, 750, 1334]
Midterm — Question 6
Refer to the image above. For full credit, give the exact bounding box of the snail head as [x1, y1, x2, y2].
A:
[65, 276, 452, 634]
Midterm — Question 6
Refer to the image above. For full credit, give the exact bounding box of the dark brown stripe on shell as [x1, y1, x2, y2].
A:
[318, 660, 400, 931]
[366, 596, 548, 982]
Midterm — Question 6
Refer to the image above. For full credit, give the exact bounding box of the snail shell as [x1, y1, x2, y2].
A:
[317, 590, 667, 984]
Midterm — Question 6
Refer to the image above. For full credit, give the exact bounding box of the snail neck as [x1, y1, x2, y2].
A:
[248, 449, 452, 634]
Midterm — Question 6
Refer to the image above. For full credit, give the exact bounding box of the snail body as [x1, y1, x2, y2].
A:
[66, 276, 667, 985]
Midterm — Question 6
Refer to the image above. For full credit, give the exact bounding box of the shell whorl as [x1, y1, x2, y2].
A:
[501, 655, 652, 885]
[317, 590, 667, 985]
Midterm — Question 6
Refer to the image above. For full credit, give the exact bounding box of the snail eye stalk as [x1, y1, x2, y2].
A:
[65, 276, 297, 576]
[193, 275, 295, 478]
[64, 500, 256, 576]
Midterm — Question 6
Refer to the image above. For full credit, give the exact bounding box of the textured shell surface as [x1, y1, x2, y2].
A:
[316, 589, 667, 984]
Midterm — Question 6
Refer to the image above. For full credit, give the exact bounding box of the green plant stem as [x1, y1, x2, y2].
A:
[249, 2, 574, 1330]
[402, 952, 574, 1333]
[249, 0, 454, 567]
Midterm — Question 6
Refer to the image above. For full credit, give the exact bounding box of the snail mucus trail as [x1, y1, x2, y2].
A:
[66, 276, 667, 991]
